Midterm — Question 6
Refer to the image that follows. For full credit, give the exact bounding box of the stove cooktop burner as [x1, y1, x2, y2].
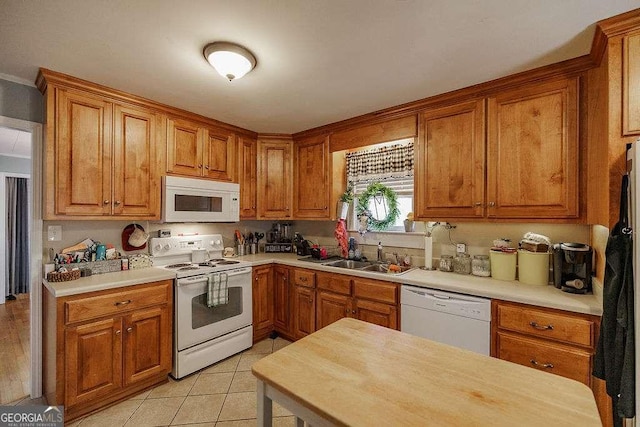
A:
[165, 263, 194, 269]
[217, 260, 240, 265]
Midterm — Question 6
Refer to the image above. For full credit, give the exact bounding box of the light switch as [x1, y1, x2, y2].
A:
[48, 225, 62, 242]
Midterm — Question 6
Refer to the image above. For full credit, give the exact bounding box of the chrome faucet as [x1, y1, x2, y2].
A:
[377, 242, 383, 262]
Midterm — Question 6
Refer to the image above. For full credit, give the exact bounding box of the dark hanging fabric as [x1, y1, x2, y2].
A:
[346, 141, 413, 182]
[6, 177, 30, 296]
[593, 174, 636, 427]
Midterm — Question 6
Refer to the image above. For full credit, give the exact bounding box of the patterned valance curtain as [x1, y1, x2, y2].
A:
[346, 141, 413, 182]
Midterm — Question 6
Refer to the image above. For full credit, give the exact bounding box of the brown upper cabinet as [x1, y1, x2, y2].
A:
[293, 134, 331, 219]
[623, 30, 640, 135]
[167, 117, 236, 182]
[238, 135, 257, 219]
[415, 99, 485, 219]
[415, 77, 579, 221]
[487, 78, 579, 219]
[257, 137, 293, 219]
[45, 87, 160, 219]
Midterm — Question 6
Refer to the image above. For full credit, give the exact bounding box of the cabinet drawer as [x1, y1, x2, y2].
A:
[316, 272, 351, 295]
[353, 278, 397, 304]
[292, 269, 316, 288]
[65, 282, 170, 324]
[496, 303, 595, 348]
[497, 332, 592, 385]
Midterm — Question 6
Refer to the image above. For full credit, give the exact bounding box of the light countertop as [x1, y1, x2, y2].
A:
[43, 267, 176, 297]
[252, 318, 601, 426]
[42, 253, 602, 316]
[238, 253, 602, 315]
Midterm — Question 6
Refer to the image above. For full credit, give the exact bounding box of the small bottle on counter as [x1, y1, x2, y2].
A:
[471, 255, 491, 277]
[453, 253, 472, 274]
[121, 258, 129, 271]
[439, 255, 454, 272]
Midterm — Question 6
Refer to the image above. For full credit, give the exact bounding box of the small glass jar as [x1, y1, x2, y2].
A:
[439, 255, 454, 272]
[453, 253, 472, 275]
[472, 255, 491, 277]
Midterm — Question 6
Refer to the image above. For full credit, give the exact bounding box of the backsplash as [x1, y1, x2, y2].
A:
[43, 219, 590, 268]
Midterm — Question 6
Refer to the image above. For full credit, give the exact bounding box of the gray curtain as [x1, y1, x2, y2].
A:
[6, 177, 29, 296]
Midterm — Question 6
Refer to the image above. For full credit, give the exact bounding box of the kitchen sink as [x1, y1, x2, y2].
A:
[322, 259, 414, 275]
[323, 259, 371, 269]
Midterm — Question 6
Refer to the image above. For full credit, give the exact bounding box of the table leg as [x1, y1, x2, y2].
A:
[296, 417, 304, 427]
[257, 379, 273, 427]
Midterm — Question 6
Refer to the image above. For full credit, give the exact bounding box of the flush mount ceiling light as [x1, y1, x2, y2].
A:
[203, 42, 256, 81]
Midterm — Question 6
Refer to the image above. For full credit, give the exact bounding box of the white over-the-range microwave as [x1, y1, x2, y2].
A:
[162, 176, 240, 222]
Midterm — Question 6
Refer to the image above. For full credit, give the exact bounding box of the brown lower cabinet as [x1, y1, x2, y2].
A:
[316, 272, 399, 331]
[252, 265, 274, 342]
[491, 300, 612, 427]
[43, 280, 173, 422]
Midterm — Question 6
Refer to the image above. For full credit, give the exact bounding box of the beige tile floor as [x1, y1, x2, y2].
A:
[64, 337, 294, 427]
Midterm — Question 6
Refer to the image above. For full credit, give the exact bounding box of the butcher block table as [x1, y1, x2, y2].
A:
[251, 318, 601, 427]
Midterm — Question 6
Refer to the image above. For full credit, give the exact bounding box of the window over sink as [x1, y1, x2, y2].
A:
[346, 138, 414, 232]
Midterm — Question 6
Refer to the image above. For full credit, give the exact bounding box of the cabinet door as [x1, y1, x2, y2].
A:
[252, 266, 274, 340]
[203, 127, 236, 181]
[112, 104, 160, 218]
[415, 100, 485, 219]
[167, 117, 204, 177]
[487, 78, 578, 218]
[316, 291, 350, 330]
[294, 286, 316, 339]
[257, 139, 292, 219]
[123, 305, 171, 386]
[623, 31, 640, 135]
[353, 299, 398, 330]
[273, 265, 292, 335]
[55, 89, 112, 216]
[65, 317, 123, 406]
[293, 134, 330, 219]
[238, 136, 257, 218]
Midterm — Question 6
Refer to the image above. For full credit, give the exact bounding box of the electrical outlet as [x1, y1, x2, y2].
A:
[47, 225, 62, 242]
[456, 243, 466, 253]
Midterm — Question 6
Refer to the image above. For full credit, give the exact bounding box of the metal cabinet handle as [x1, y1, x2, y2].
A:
[114, 200, 121, 206]
[529, 321, 553, 331]
[205, 166, 210, 170]
[488, 202, 496, 207]
[345, 308, 349, 314]
[351, 309, 356, 314]
[126, 327, 133, 333]
[103, 200, 110, 205]
[115, 300, 132, 307]
[530, 359, 554, 369]
[474, 202, 482, 206]
[198, 164, 203, 168]
[115, 330, 121, 335]
[300, 277, 307, 282]
[308, 298, 313, 303]
[324, 206, 328, 209]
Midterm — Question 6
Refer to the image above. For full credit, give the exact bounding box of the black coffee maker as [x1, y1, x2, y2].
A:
[552, 243, 593, 294]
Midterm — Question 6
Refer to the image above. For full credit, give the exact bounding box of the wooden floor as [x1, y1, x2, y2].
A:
[0, 293, 30, 404]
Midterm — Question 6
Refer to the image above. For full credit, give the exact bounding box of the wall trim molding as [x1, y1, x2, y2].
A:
[0, 72, 37, 88]
[0, 115, 43, 400]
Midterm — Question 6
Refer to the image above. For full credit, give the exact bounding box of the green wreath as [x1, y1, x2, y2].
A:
[356, 182, 400, 231]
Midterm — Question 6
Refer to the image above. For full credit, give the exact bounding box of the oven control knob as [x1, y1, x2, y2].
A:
[214, 239, 221, 246]
[154, 244, 162, 252]
[163, 244, 171, 251]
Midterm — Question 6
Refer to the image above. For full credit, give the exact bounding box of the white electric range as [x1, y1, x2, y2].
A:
[150, 234, 253, 379]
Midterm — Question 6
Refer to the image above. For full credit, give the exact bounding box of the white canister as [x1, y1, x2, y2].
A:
[490, 250, 517, 281]
[518, 250, 550, 286]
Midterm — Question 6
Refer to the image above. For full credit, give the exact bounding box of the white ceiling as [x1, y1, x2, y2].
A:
[0, 0, 639, 134]
[0, 127, 31, 158]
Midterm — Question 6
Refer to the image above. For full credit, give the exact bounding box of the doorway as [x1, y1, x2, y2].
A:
[0, 118, 43, 404]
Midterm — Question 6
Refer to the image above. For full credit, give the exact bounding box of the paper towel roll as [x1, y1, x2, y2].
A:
[424, 235, 433, 269]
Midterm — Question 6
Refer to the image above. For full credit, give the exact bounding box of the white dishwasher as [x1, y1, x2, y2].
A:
[401, 284, 491, 355]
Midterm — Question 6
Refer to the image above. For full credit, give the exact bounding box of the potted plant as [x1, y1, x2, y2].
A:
[338, 183, 354, 219]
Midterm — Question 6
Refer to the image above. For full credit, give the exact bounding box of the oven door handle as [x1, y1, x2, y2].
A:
[223, 268, 252, 278]
[177, 276, 209, 287]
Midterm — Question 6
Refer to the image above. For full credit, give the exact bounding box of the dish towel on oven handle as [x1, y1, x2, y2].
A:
[207, 272, 229, 307]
